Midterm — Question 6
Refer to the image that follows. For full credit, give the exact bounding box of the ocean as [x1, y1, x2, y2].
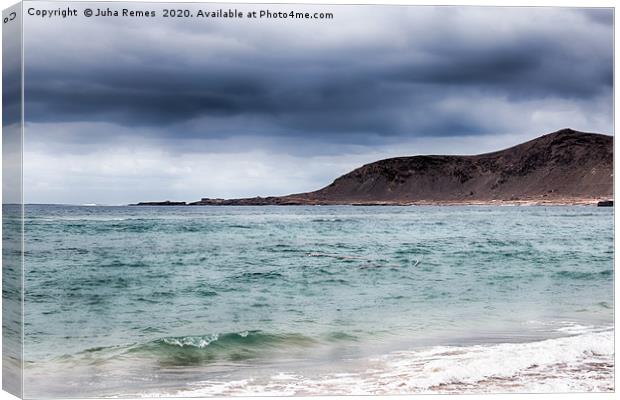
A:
[20, 205, 613, 397]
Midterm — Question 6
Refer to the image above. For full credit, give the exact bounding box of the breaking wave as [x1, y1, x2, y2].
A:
[172, 328, 614, 396]
[74, 331, 318, 366]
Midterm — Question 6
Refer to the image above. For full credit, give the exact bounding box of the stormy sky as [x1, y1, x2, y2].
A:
[20, 3, 613, 204]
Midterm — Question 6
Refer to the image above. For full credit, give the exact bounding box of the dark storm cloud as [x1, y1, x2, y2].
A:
[390, 43, 611, 100]
[23, 5, 613, 145]
[26, 65, 265, 124]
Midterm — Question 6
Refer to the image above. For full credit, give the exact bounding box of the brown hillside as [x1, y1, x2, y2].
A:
[137, 128, 613, 206]
[297, 128, 612, 203]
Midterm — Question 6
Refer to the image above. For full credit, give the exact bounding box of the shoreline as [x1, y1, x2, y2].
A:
[130, 197, 613, 207]
[130, 131, 613, 208]
[25, 324, 614, 397]
[167, 327, 614, 397]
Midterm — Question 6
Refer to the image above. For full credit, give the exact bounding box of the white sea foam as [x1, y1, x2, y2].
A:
[162, 334, 219, 348]
[171, 328, 614, 396]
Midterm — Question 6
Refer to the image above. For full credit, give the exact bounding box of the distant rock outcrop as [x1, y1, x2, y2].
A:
[130, 201, 187, 206]
[139, 129, 614, 206]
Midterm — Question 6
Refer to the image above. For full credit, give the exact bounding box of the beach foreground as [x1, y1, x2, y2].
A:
[170, 327, 614, 396]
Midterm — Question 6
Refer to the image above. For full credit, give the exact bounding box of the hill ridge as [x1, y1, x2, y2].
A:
[135, 128, 613, 206]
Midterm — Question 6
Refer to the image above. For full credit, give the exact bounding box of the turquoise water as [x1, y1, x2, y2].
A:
[22, 205, 613, 396]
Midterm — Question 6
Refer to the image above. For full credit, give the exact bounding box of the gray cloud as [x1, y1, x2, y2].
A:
[24, 6, 613, 139]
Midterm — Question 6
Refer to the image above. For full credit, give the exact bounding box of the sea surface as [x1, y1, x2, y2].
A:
[21, 205, 614, 397]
